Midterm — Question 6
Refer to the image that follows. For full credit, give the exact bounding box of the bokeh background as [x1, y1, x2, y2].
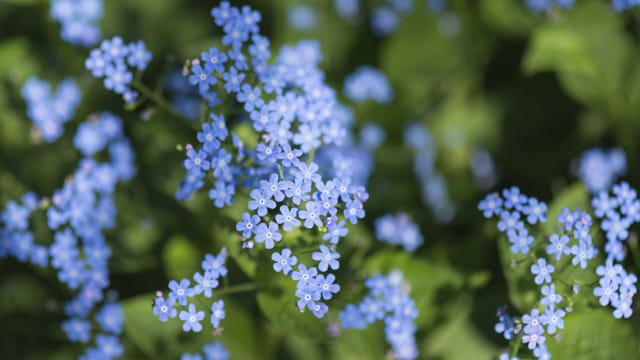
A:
[2, 0, 640, 359]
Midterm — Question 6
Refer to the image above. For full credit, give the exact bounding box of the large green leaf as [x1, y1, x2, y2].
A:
[546, 310, 640, 359]
[162, 235, 201, 280]
[523, 1, 633, 116]
[330, 324, 386, 360]
[423, 298, 499, 360]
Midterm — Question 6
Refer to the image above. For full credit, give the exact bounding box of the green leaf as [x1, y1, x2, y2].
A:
[122, 295, 182, 359]
[423, 299, 499, 360]
[256, 277, 329, 341]
[162, 235, 201, 280]
[381, 9, 492, 111]
[546, 310, 640, 359]
[497, 235, 538, 313]
[330, 324, 386, 360]
[479, 0, 537, 35]
[522, 1, 633, 116]
[0, 273, 48, 314]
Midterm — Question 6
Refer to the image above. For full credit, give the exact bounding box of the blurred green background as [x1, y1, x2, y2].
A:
[2, 0, 640, 359]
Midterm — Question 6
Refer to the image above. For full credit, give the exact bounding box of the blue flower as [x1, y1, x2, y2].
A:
[271, 248, 297, 274]
[546, 233, 570, 261]
[340, 304, 367, 329]
[324, 219, 348, 244]
[95, 334, 124, 358]
[478, 193, 503, 218]
[295, 284, 321, 311]
[236, 84, 263, 112]
[291, 264, 318, 286]
[184, 146, 211, 172]
[222, 66, 245, 93]
[95, 303, 123, 334]
[275, 205, 301, 231]
[612, 296, 633, 319]
[317, 273, 340, 300]
[343, 66, 393, 104]
[255, 222, 281, 249]
[507, 228, 533, 254]
[530, 258, 554, 285]
[601, 212, 631, 242]
[248, 190, 276, 216]
[557, 208, 578, 231]
[502, 186, 528, 210]
[168, 279, 193, 306]
[189, 63, 217, 93]
[127, 40, 152, 70]
[201, 252, 228, 278]
[202, 47, 228, 74]
[312, 245, 340, 272]
[570, 241, 595, 269]
[522, 309, 545, 349]
[209, 181, 234, 208]
[494, 306, 516, 340]
[236, 212, 260, 238]
[540, 284, 562, 307]
[497, 211, 523, 233]
[574, 148, 626, 193]
[344, 200, 365, 224]
[522, 197, 547, 224]
[51, 0, 103, 47]
[179, 304, 205, 332]
[541, 307, 565, 335]
[299, 201, 323, 229]
[593, 278, 618, 306]
[193, 272, 219, 298]
[203, 341, 230, 360]
[592, 191, 617, 218]
[210, 300, 226, 328]
[62, 318, 92, 343]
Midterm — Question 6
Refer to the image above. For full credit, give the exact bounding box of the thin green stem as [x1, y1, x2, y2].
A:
[129, 79, 187, 121]
[215, 282, 257, 296]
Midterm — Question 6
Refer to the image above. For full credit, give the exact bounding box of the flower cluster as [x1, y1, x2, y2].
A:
[481, 184, 639, 359]
[51, 0, 103, 46]
[573, 147, 626, 194]
[153, 249, 228, 333]
[524, 0, 639, 13]
[21, 77, 81, 142]
[333, 0, 456, 36]
[591, 181, 638, 318]
[478, 186, 548, 254]
[2, 111, 134, 359]
[343, 66, 393, 104]
[340, 271, 419, 360]
[0, 193, 45, 265]
[174, 2, 371, 318]
[374, 213, 423, 252]
[405, 122, 455, 223]
[494, 306, 518, 341]
[85, 36, 152, 103]
[180, 341, 229, 360]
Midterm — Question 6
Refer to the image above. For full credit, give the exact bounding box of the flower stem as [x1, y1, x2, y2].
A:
[215, 282, 257, 296]
[129, 79, 185, 121]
